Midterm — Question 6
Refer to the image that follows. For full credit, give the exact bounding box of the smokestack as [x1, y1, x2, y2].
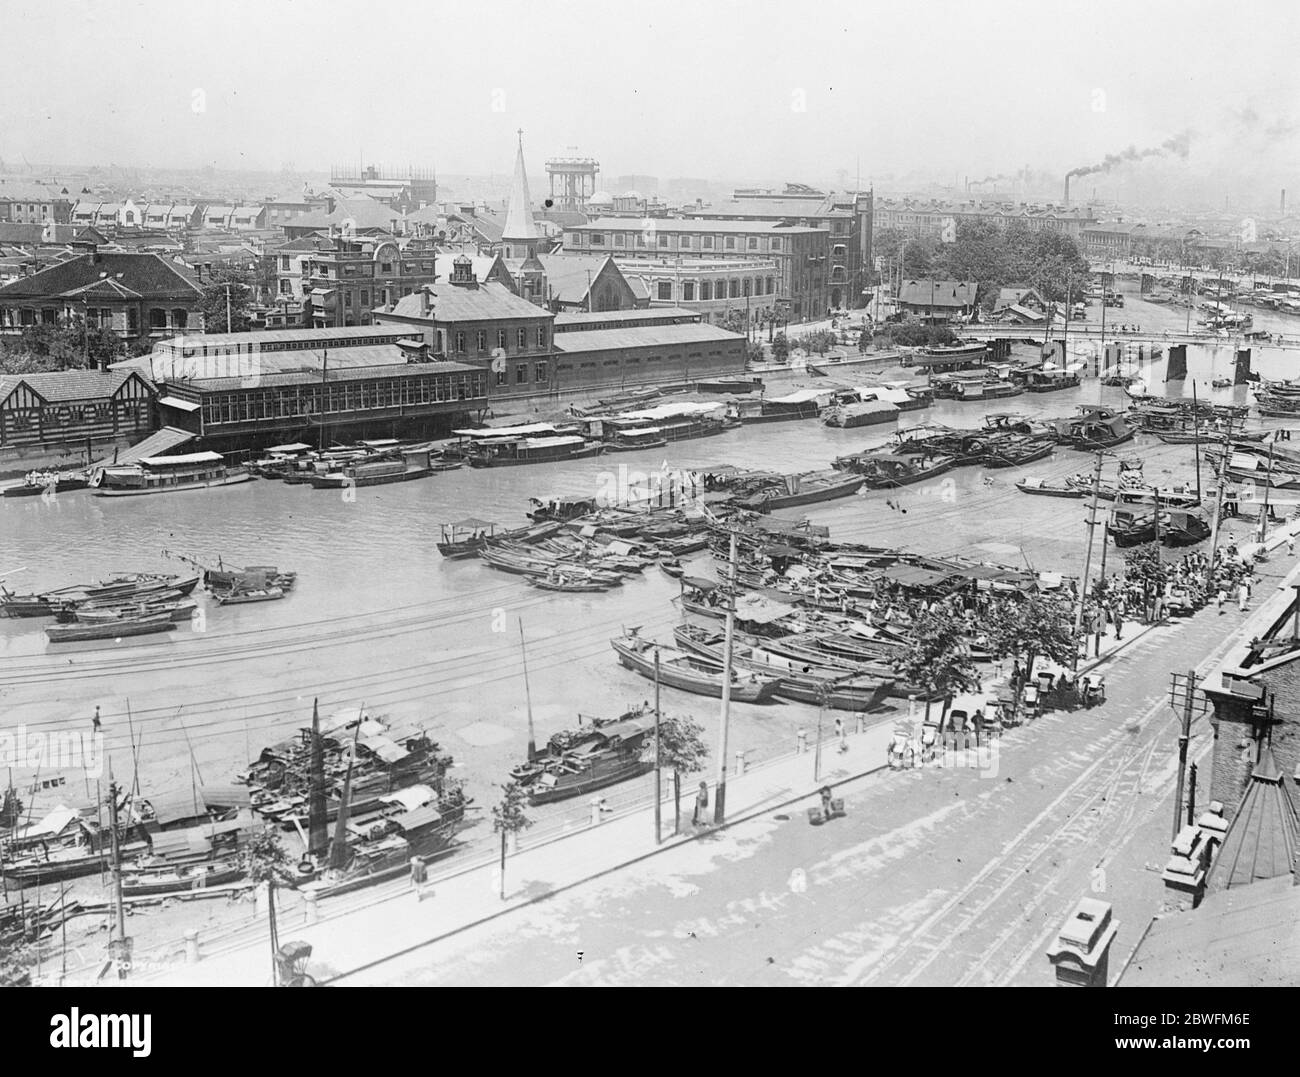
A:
[1063, 175, 1071, 207]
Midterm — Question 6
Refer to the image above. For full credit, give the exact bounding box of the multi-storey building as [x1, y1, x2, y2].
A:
[0, 183, 74, 225]
[875, 197, 1096, 241]
[617, 257, 779, 325]
[0, 249, 204, 342]
[686, 185, 873, 312]
[563, 217, 829, 322]
[325, 165, 438, 212]
[299, 234, 441, 328]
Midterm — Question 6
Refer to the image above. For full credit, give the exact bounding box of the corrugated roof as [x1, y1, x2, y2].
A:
[554, 323, 742, 352]
[897, 280, 977, 307]
[1205, 749, 1299, 894]
[185, 360, 479, 392]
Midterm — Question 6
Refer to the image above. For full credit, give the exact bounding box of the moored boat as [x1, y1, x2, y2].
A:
[1015, 476, 1084, 498]
[45, 611, 178, 644]
[610, 634, 781, 703]
[90, 452, 255, 497]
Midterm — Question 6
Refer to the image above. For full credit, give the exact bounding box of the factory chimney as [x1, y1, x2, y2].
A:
[1063, 175, 1073, 208]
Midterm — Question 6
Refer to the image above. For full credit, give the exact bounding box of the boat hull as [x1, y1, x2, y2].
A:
[91, 472, 256, 497]
[611, 639, 779, 703]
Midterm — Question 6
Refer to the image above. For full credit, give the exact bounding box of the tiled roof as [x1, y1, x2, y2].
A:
[0, 182, 68, 202]
[0, 369, 142, 404]
[0, 251, 203, 300]
[554, 323, 742, 352]
[381, 280, 551, 323]
[0, 223, 83, 245]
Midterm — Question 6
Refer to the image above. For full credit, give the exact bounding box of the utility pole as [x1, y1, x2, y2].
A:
[653, 649, 662, 845]
[1259, 434, 1277, 545]
[106, 775, 129, 979]
[519, 619, 536, 762]
[713, 529, 738, 824]
[1073, 451, 1105, 668]
[1173, 669, 1196, 841]
[1192, 381, 1202, 501]
[225, 282, 233, 333]
[1205, 415, 1236, 590]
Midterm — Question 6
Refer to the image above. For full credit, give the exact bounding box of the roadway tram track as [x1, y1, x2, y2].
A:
[854, 614, 1249, 987]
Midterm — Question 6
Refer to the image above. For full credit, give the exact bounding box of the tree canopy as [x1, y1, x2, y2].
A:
[198, 266, 255, 333]
[0, 315, 123, 373]
[893, 607, 980, 704]
[984, 592, 1079, 677]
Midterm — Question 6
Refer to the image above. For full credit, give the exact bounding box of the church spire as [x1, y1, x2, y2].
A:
[502, 129, 539, 255]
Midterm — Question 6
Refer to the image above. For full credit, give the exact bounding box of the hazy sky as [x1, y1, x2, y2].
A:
[2, 0, 1297, 200]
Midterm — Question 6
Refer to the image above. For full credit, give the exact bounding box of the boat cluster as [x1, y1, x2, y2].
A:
[0, 560, 298, 643]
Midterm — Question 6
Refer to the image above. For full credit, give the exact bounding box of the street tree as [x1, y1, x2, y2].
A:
[771, 332, 790, 363]
[241, 826, 293, 985]
[491, 780, 533, 900]
[985, 592, 1079, 682]
[641, 713, 709, 836]
[199, 267, 255, 333]
[892, 607, 980, 724]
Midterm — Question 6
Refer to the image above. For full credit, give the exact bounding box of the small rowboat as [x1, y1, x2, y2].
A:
[528, 577, 611, 593]
[215, 587, 284, 605]
[46, 612, 177, 644]
[1015, 477, 1084, 498]
[659, 558, 686, 578]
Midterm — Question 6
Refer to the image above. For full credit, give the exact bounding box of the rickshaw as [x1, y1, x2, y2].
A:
[919, 719, 941, 763]
[1079, 673, 1106, 708]
[887, 722, 916, 769]
[1020, 682, 1043, 720]
[275, 941, 318, 987]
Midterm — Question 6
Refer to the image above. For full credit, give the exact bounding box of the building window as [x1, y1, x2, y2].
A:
[380, 262, 393, 274]
[477, 330, 487, 352]
[496, 368, 507, 386]
[747, 237, 758, 250]
[770, 238, 782, 252]
[699, 281, 711, 301]
[498, 329, 507, 351]
[40, 308, 56, 325]
[730, 280, 740, 299]
[537, 326, 546, 347]
[517, 327, 526, 349]
[743, 279, 752, 297]
[766, 276, 775, 294]
[657, 281, 673, 301]
[535, 362, 547, 381]
[279, 280, 290, 294]
[702, 236, 714, 249]
[591, 233, 605, 246]
[455, 331, 466, 352]
[614, 234, 625, 246]
[725, 237, 736, 250]
[515, 364, 526, 384]
[680, 236, 691, 250]
[149, 308, 167, 328]
[683, 282, 695, 301]
[634, 234, 645, 247]
[658, 234, 668, 248]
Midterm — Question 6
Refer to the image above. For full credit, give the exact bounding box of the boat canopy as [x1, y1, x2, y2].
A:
[767, 389, 826, 405]
[448, 516, 496, 530]
[681, 575, 719, 591]
[359, 732, 408, 764]
[142, 789, 212, 826]
[266, 442, 313, 454]
[392, 806, 442, 832]
[857, 387, 911, 405]
[17, 805, 80, 840]
[518, 435, 587, 449]
[613, 402, 725, 423]
[381, 785, 436, 812]
[734, 593, 799, 622]
[452, 422, 558, 439]
[140, 451, 224, 467]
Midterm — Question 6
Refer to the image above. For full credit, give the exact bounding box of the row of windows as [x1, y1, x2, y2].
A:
[574, 232, 785, 253]
[494, 362, 549, 386]
[200, 375, 488, 424]
[452, 327, 546, 353]
[655, 276, 779, 302]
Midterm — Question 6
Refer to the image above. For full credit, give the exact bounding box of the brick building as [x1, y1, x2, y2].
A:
[298, 233, 441, 328]
[0, 182, 74, 225]
[563, 217, 829, 322]
[0, 250, 204, 343]
[1203, 589, 1300, 821]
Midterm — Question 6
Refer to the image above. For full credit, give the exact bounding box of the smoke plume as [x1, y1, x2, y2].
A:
[1066, 131, 1193, 180]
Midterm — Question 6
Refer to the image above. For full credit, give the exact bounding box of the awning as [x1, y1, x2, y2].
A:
[158, 395, 200, 412]
[450, 517, 496, 529]
[452, 423, 558, 438]
[681, 576, 718, 591]
[141, 451, 223, 467]
[767, 389, 826, 405]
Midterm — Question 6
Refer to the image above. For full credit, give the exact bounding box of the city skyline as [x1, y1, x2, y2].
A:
[1, 0, 1296, 208]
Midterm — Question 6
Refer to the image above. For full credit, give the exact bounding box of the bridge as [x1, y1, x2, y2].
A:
[958, 324, 1300, 351]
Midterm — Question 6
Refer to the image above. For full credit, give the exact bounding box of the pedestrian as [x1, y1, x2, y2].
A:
[693, 781, 709, 827]
[91, 706, 101, 733]
[1289, 533, 1296, 557]
[1216, 585, 1226, 614]
[1238, 580, 1249, 612]
[1113, 606, 1124, 642]
[819, 784, 834, 821]
[835, 716, 847, 753]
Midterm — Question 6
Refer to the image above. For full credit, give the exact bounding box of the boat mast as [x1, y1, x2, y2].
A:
[714, 529, 738, 823]
[1204, 413, 1236, 590]
[1192, 381, 1202, 501]
[519, 620, 537, 762]
[106, 768, 128, 979]
[306, 700, 329, 862]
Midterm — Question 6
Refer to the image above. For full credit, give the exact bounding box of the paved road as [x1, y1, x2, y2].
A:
[354, 558, 1289, 986]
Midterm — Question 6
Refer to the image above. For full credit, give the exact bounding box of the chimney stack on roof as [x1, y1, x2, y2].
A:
[419, 286, 431, 316]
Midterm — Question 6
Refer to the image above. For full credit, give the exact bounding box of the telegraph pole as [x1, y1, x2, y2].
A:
[653, 648, 662, 845]
[1073, 451, 1105, 668]
[106, 774, 129, 979]
[713, 530, 738, 824]
[1205, 415, 1236, 590]
[1173, 669, 1196, 841]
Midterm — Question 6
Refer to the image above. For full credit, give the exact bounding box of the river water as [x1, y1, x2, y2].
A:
[0, 283, 1294, 837]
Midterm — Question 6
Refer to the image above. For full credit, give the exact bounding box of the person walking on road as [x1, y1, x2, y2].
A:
[1216, 585, 1227, 614]
[1238, 580, 1250, 612]
[834, 716, 847, 753]
[1288, 533, 1296, 557]
[692, 781, 709, 827]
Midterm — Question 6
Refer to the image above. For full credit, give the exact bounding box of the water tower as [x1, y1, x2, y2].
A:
[545, 150, 600, 211]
